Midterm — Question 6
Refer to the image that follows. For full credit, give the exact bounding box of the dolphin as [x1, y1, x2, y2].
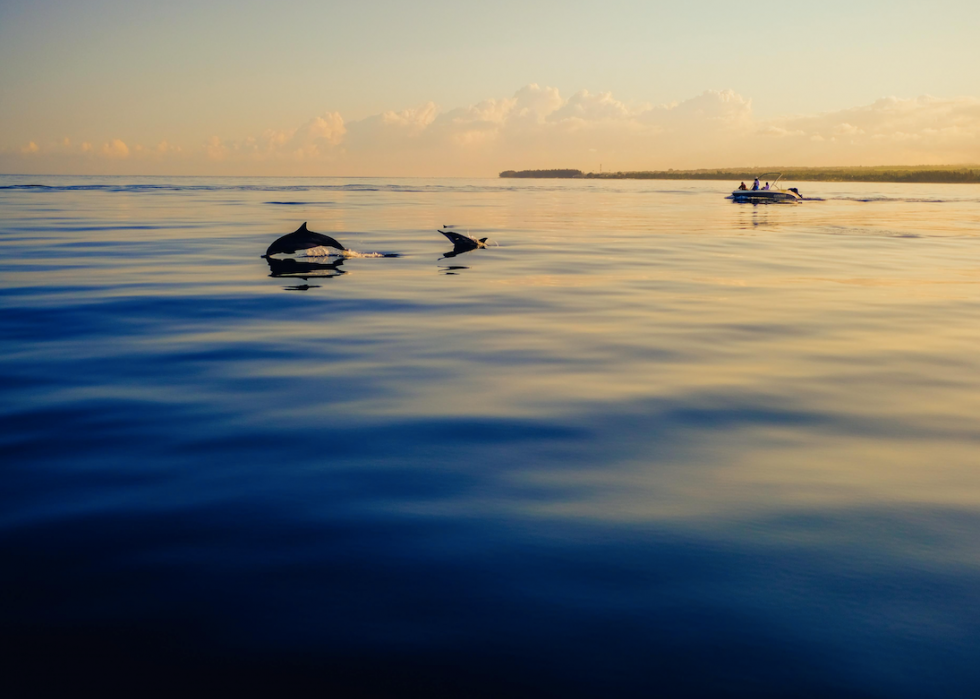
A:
[264, 222, 346, 257]
[438, 229, 488, 255]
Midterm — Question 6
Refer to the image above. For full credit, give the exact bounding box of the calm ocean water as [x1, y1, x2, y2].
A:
[2, 175, 980, 696]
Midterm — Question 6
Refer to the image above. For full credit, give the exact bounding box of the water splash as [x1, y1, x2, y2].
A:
[300, 247, 395, 259]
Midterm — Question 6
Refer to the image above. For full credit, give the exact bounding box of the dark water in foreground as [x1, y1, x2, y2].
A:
[2, 175, 980, 697]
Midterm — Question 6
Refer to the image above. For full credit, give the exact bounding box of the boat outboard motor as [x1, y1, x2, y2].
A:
[788, 187, 803, 199]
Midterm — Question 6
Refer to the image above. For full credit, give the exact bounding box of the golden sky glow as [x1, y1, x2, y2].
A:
[2, 0, 979, 175]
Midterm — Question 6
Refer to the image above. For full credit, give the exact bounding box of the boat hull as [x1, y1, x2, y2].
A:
[731, 189, 802, 203]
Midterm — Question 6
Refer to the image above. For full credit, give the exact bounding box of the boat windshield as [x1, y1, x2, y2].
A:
[753, 173, 783, 189]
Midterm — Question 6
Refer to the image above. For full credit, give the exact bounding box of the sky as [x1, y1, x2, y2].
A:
[1, 0, 979, 176]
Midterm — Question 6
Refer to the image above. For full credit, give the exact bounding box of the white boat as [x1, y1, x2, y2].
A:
[731, 174, 803, 203]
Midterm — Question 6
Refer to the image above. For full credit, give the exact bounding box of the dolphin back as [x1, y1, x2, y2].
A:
[265, 222, 346, 256]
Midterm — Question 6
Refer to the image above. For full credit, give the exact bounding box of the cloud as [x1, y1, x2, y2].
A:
[196, 112, 347, 163]
[204, 136, 226, 161]
[155, 140, 180, 154]
[293, 112, 346, 146]
[325, 87, 756, 174]
[132, 140, 183, 158]
[509, 84, 564, 122]
[833, 123, 863, 136]
[381, 103, 437, 131]
[759, 126, 806, 138]
[345, 104, 438, 153]
[332, 88, 761, 173]
[763, 95, 980, 164]
[549, 90, 634, 124]
[4, 88, 980, 175]
[100, 139, 130, 159]
[643, 89, 752, 128]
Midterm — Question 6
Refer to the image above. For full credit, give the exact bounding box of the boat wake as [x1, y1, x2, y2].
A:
[828, 196, 957, 203]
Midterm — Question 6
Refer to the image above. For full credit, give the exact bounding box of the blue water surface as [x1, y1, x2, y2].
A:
[2, 175, 980, 697]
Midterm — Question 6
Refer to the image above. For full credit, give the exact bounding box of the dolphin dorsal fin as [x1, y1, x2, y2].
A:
[297, 222, 309, 233]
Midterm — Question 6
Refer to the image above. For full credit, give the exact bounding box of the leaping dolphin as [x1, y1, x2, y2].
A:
[264, 222, 346, 257]
[438, 229, 488, 255]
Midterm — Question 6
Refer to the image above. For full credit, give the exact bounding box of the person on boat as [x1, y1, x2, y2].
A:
[752, 178, 760, 190]
[738, 182, 748, 191]
[763, 182, 770, 190]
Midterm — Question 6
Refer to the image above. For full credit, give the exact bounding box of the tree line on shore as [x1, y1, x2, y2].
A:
[499, 167, 980, 183]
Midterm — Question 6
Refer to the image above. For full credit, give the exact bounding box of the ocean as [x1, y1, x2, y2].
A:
[2, 175, 979, 697]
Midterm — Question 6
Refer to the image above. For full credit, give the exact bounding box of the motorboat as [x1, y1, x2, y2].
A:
[730, 174, 803, 203]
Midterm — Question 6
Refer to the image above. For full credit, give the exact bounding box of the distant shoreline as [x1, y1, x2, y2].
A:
[499, 167, 980, 184]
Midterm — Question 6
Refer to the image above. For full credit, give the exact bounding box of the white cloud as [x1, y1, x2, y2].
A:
[6, 88, 980, 175]
[509, 83, 564, 122]
[195, 112, 347, 163]
[644, 89, 753, 128]
[204, 136, 226, 161]
[381, 103, 437, 131]
[294, 112, 346, 146]
[759, 126, 805, 138]
[766, 95, 980, 165]
[100, 139, 130, 159]
[549, 90, 633, 124]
